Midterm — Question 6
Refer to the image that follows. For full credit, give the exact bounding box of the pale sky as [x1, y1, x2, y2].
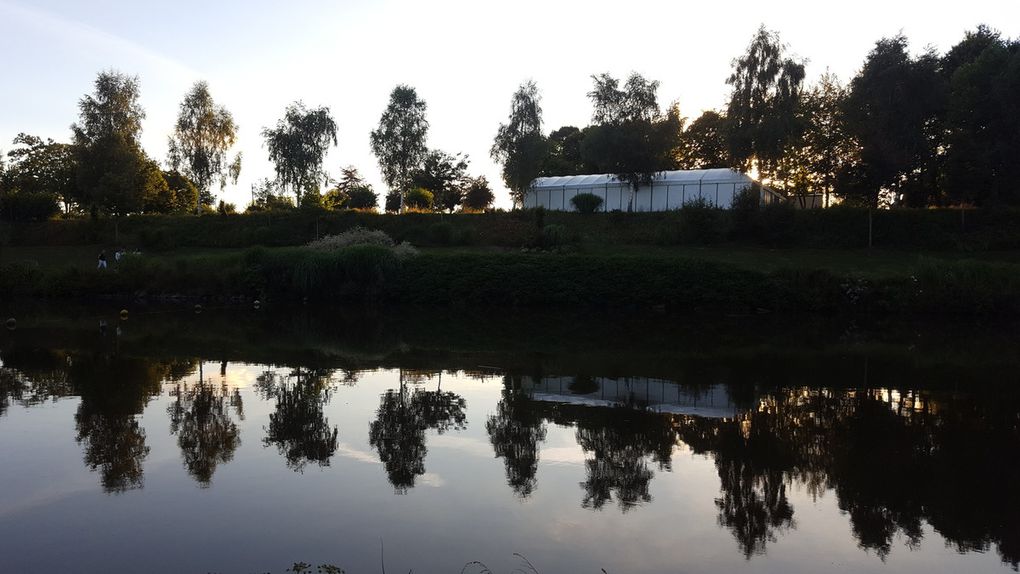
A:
[1, 0, 1018, 208]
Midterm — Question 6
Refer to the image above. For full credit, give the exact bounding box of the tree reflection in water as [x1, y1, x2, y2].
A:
[71, 353, 193, 493]
[486, 377, 548, 497]
[369, 370, 466, 493]
[259, 368, 339, 471]
[168, 377, 244, 486]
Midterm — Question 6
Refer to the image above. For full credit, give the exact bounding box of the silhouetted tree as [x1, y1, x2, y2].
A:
[542, 126, 590, 176]
[487, 383, 548, 497]
[580, 73, 682, 209]
[844, 35, 945, 207]
[72, 71, 161, 215]
[370, 85, 429, 210]
[263, 102, 338, 207]
[726, 26, 806, 191]
[167, 81, 241, 209]
[461, 176, 495, 211]
[491, 80, 548, 207]
[410, 149, 469, 212]
[676, 111, 730, 169]
[168, 381, 243, 486]
[262, 369, 339, 471]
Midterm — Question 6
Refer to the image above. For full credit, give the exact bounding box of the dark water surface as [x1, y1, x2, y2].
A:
[0, 305, 1017, 573]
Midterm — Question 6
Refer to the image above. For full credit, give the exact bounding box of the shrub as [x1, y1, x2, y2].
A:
[307, 226, 395, 249]
[405, 188, 434, 211]
[571, 192, 604, 214]
[0, 192, 61, 222]
[680, 197, 727, 243]
[347, 186, 378, 210]
[306, 226, 417, 258]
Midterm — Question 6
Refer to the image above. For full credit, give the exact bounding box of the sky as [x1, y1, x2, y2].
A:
[1, 0, 1018, 209]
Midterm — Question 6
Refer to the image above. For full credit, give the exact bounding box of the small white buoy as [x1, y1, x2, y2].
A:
[5, 317, 15, 331]
[253, 300, 261, 310]
[194, 304, 203, 314]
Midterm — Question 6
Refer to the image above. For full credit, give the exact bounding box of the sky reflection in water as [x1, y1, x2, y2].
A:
[0, 308, 1017, 574]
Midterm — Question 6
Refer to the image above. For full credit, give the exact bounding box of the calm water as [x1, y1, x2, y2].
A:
[0, 306, 1017, 574]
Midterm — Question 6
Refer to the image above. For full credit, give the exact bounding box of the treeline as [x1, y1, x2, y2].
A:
[0, 77, 497, 221]
[491, 25, 1020, 209]
[2, 24, 1019, 221]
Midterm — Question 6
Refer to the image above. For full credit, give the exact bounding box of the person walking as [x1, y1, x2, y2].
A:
[97, 250, 108, 270]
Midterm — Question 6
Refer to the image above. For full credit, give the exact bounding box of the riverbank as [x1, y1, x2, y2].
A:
[3, 245, 1020, 315]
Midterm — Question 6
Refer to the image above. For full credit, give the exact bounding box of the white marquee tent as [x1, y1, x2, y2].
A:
[524, 168, 784, 211]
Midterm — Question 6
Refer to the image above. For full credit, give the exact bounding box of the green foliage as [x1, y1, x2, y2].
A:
[676, 111, 729, 169]
[570, 192, 604, 214]
[726, 25, 806, 189]
[411, 149, 469, 212]
[2, 133, 77, 206]
[370, 85, 429, 204]
[217, 200, 237, 215]
[542, 126, 591, 176]
[71, 71, 153, 216]
[679, 198, 727, 244]
[162, 171, 200, 214]
[263, 102, 338, 206]
[844, 35, 945, 207]
[324, 167, 378, 211]
[404, 187, 434, 211]
[462, 176, 495, 212]
[581, 73, 681, 197]
[167, 81, 240, 207]
[0, 190, 60, 221]
[491, 80, 547, 206]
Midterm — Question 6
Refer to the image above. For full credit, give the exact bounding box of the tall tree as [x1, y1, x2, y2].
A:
[491, 80, 547, 207]
[370, 85, 429, 210]
[262, 102, 338, 207]
[71, 70, 154, 215]
[462, 176, 495, 211]
[726, 26, 806, 188]
[580, 73, 681, 208]
[167, 81, 241, 209]
[676, 111, 730, 169]
[324, 166, 377, 210]
[542, 126, 591, 176]
[410, 149, 469, 212]
[844, 35, 946, 207]
[942, 27, 1020, 206]
[1, 133, 77, 212]
[796, 73, 859, 207]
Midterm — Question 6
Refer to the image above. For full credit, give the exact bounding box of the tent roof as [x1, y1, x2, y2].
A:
[531, 168, 754, 189]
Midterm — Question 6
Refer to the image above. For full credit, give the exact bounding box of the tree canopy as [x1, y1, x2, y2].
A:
[370, 85, 429, 210]
[262, 101, 338, 207]
[491, 80, 547, 207]
[168, 81, 241, 209]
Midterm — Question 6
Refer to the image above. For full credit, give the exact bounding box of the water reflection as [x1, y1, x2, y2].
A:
[258, 368, 339, 471]
[369, 370, 467, 492]
[168, 379, 244, 486]
[486, 379, 548, 497]
[0, 309, 1017, 571]
[71, 353, 192, 493]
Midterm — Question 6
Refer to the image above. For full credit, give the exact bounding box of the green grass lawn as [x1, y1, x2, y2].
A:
[5, 242, 1020, 280]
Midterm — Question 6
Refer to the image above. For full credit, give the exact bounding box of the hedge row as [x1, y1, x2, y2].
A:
[4, 206, 1020, 251]
[3, 248, 1020, 315]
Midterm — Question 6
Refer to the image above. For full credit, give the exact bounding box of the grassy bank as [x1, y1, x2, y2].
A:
[3, 246, 1020, 315]
[5, 206, 1020, 252]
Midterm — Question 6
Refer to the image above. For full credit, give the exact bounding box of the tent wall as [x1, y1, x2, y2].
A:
[525, 177, 763, 211]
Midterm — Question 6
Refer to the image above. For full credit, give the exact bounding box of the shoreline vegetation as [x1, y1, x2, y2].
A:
[3, 210, 1020, 315]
